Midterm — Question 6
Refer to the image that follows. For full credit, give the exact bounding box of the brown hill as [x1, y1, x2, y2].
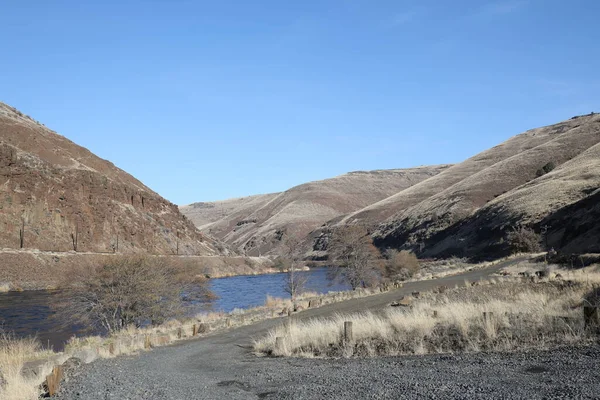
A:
[0, 102, 225, 256]
[371, 113, 600, 258]
[181, 166, 450, 256]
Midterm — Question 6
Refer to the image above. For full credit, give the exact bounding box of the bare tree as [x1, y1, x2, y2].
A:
[328, 225, 382, 289]
[276, 233, 308, 304]
[506, 225, 542, 254]
[53, 256, 213, 333]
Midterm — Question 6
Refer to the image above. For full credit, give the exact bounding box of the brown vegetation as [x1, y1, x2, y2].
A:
[255, 264, 600, 358]
[328, 226, 382, 289]
[505, 226, 542, 254]
[181, 166, 450, 257]
[53, 256, 213, 333]
[384, 250, 420, 281]
[276, 234, 308, 303]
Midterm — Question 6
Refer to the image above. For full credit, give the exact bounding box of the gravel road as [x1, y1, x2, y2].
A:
[56, 259, 600, 399]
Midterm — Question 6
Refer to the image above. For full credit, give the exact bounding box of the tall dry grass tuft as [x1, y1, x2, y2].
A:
[0, 332, 47, 400]
[255, 272, 596, 358]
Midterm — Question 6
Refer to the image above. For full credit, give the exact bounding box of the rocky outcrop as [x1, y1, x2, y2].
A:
[0, 102, 227, 256]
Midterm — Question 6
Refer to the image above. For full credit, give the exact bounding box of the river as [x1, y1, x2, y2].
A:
[0, 267, 348, 350]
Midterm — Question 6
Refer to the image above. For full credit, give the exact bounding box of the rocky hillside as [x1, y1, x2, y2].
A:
[370, 113, 600, 258]
[0, 102, 226, 256]
[181, 166, 450, 256]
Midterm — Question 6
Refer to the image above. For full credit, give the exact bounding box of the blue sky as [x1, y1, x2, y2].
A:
[1, 1, 599, 204]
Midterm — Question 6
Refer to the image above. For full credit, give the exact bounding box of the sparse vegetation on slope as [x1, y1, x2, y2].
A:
[352, 112, 600, 259]
[181, 166, 450, 257]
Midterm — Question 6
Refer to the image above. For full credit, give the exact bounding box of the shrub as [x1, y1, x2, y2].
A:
[54, 256, 212, 333]
[328, 226, 383, 289]
[536, 161, 556, 177]
[384, 250, 419, 281]
[506, 226, 542, 253]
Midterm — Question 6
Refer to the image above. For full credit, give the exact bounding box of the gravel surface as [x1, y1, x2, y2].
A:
[55, 258, 600, 399]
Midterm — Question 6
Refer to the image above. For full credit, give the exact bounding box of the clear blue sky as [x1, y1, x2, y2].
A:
[1, 1, 599, 204]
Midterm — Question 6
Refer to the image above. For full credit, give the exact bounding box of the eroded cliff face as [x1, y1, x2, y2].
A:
[0, 102, 226, 256]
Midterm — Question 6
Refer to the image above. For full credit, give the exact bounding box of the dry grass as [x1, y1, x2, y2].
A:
[254, 266, 600, 358]
[0, 332, 54, 400]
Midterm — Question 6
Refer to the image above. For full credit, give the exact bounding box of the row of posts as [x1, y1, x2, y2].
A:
[274, 306, 600, 354]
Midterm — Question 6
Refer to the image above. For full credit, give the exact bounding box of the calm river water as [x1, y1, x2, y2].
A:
[0, 268, 348, 350]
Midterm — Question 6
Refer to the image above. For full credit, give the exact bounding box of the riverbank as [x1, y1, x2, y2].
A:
[1, 281, 393, 398]
[51, 259, 599, 400]
[0, 249, 275, 291]
[0, 256, 536, 398]
[254, 262, 600, 358]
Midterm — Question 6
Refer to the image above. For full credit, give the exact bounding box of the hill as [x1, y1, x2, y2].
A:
[0, 102, 226, 256]
[181, 166, 450, 256]
[369, 113, 600, 258]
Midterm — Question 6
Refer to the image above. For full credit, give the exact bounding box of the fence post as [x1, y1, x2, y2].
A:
[177, 327, 183, 339]
[192, 324, 198, 336]
[344, 321, 353, 343]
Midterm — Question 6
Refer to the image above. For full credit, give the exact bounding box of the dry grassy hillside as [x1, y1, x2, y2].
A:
[373, 113, 600, 258]
[0, 102, 226, 256]
[334, 118, 577, 229]
[181, 194, 280, 231]
[182, 166, 450, 256]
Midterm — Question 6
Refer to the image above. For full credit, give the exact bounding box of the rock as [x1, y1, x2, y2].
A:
[535, 270, 548, 278]
[72, 348, 98, 364]
[411, 291, 420, 298]
[398, 296, 412, 307]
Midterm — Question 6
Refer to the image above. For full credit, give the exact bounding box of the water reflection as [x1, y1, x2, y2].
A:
[0, 268, 348, 350]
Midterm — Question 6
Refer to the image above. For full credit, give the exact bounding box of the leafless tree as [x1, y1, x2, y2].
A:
[328, 225, 383, 289]
[53, 256, 213, 333]
[506, 225, 542, 254]
[276, 233, 308, 304]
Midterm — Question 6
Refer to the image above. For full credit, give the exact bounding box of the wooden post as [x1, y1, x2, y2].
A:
[584, 306, 599, 329]
[433, 310, 438, 318]
[344, 321, 353, 343]
[226, 318, 231, 328]
[45, 365, 63, 396]
[177, 327, 183, 339]
[144, 335, 151, 349]
[108, 342, 115, 355]
[275, 337, 284, 354]
[192, 324, 198, 336]
[19, 217, 24, 248]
